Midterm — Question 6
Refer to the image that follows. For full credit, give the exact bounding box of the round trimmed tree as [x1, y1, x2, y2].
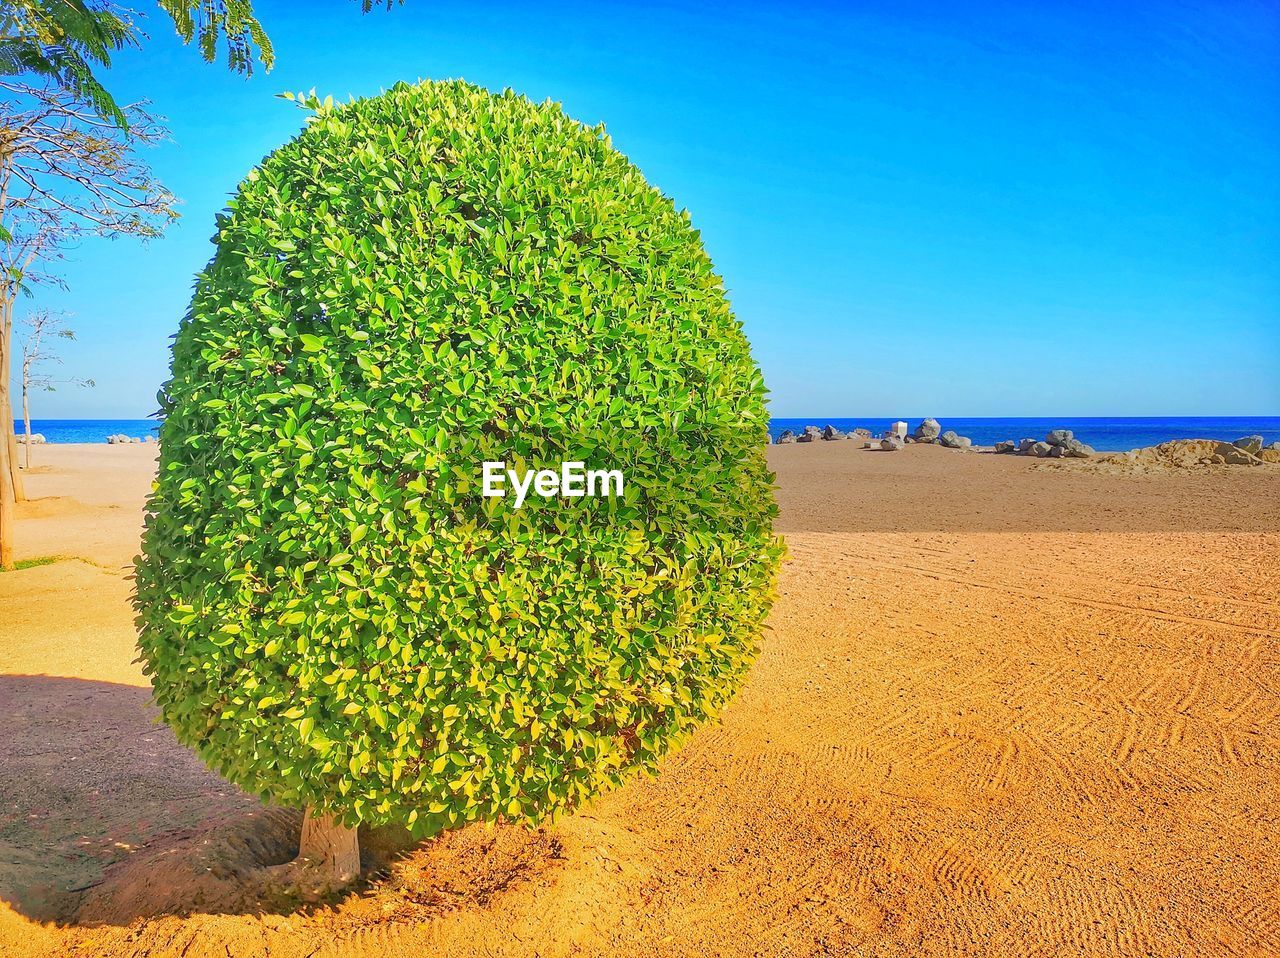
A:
[135, 79, 781, 888]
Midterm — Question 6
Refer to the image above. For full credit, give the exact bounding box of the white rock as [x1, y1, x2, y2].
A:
[913, 418, 941, 442]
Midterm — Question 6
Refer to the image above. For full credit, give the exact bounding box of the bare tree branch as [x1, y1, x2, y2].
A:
[0, 78, 177, 301]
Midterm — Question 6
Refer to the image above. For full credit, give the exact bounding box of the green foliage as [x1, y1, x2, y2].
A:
[0, 0, 139, 127]
[135, 80, 782, 836]
[155, 0, 275, 76]
[0, 1, 401, 127]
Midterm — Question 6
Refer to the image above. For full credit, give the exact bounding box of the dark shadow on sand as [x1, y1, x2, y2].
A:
[0, 675, 421, 926]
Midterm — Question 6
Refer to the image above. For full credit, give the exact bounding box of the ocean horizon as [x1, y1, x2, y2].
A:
[770, 417, 1280, 451]
[14, 419, 161, 445]
[15, 416, 1280, 452]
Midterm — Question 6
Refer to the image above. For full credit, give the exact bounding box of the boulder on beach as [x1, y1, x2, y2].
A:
[16, 433, 46, 444]
[1017, 438, 1038, 454]
[913, 418, 941, 443]
[939, 430, 972, 449]
[1061, 437, 1095, 458]
[887, 421, 908, 441]
[821, 425, 847, 441]
[994, 440, 1018, 454]
[797, 425, 822, 443]
[1233, 435, 1264, 455]
[1030, 441, 1053, 458]
[1048, 444, 1067, 458]
[852, 427, 872, 440]
[776, 429, 796, 444]
[880, 436, 903, 451]
[1047, 429, 1074, 446]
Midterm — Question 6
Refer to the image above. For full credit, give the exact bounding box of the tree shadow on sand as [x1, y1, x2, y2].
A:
[0, 675, 564, 928]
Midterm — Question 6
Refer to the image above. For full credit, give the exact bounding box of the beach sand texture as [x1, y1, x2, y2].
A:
[1, 441, 1277, 957]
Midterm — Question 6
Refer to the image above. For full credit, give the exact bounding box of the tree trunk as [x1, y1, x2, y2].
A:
[3, 421, 20, 500]
[0, 397, 12, 569]
[3, 399, 21, 501]
[22, 383, 30, 470]
[269, 807, 361, 898]
[0, 307, 23, 502]
[0, 393, 12, 507]
[298, 807, 360, 880]
[0, 295, 19, 568]
[0, 471, 11, 570]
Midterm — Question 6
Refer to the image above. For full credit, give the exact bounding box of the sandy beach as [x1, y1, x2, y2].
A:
[2, 441, 1278, 958]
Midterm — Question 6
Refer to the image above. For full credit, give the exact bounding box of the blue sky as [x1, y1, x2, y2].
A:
[13, 0, 1279, 418]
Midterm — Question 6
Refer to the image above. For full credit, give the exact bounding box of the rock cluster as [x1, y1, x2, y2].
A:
[906, 418, 974, 449]
[773, 424, 872, 444]
[913, 418, 941, 442]
[108, 434, 155, 444]
[16, 433, 46, 444]
[1047, 428, 1073, 446]
[1233, 435, 1264, 456]
[871, 418, 975, 451]
[770, 422, 1277, 471]
[1223, 437, 1280, 465]
[998, 429, 1094, 458]
[767, 418, 984, 450]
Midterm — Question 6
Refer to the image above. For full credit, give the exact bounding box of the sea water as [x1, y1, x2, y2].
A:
[16, 417, 1280, 453]
[14, 419, 160, 444]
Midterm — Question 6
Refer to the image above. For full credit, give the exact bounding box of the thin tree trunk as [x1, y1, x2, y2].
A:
[0, 397, 12, 509]
[22, 382, 30, 470]
[0, 302, 12, 569]
[4, 424, 19, 499]
[3, 402, 21, 501]
[0, 152, 18, 506]
[0, 308, 23, 501]
[0, 391, 10, 504]
[0, 466, 11, 570]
